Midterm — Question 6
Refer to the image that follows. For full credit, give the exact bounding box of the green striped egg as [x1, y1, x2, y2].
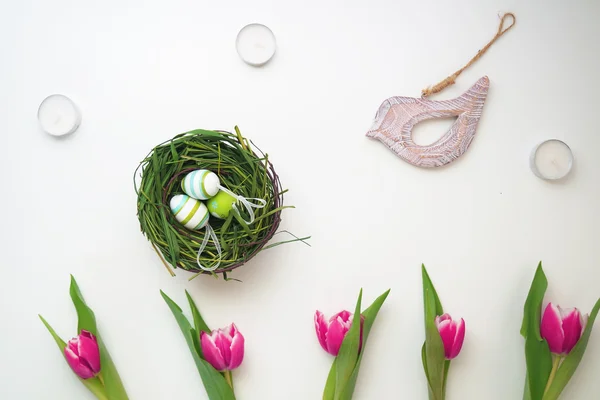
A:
[181, 169, 220, 200]
[170, 194, 210, 230]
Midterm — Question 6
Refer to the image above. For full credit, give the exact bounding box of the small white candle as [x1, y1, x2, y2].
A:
[530, 139, 573, 180]
[38, 94, 81, 137]
[235, 23, 276, 66]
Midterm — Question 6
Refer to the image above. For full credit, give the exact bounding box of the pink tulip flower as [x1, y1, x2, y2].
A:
[435, 314, 466, 360]
[200, 323, 245, 371]
[64, 330, 101, 379]
[541, 303, 589, 355]
[314, 310, 364, 356]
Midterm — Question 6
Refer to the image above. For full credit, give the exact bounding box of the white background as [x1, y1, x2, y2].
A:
[1, 0, 599, 399]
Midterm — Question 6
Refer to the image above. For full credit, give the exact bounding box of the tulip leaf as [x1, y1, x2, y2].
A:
[39, 314, 109, 400]
[69, 276, 129, 400]
[421, 343, 435, 398]
[333, 289, 363, 398]
[39, 314, 67, 349]
[543, 297, 600, 400]
[185, 290, 211, 359]
[520, 263, 552, 400]
[523, 374, 532, 400]
[161, 291, 235, 400]
[186, 290, 211, 334]
[424, 288, 446, 400]
[442, 360, 451, 397]
[521, 263, 547, 340]
[322, 359, 337, 400]
[422, 264, 444, 319]
[336, 289, 391, 400]
[421, 265, 445, 400]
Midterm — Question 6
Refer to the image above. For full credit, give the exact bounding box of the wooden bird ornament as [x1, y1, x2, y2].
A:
[367, 76, 489, 168]
[366, 13, 515, 168]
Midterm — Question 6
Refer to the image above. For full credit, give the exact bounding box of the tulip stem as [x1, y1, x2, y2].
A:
[97, 373, 105, 386]
[224, 371, 234, 392]
[544, 355, 562, 396]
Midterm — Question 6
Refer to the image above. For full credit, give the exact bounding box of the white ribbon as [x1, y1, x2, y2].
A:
[218, 186, 267, 225]
[196, 224, 222, 272]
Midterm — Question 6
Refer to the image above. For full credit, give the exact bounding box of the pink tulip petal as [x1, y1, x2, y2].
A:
[332, 311, 352, 331]
[64, 346, 95, 379]
[214, 331, 233, 368]
[437, 319, 457, 359]
[227, 330, 245, 370]
[541, 303, 565, 354]
[435, 314, 452, 327]
[201, 332, 227, 371]
[314, 311, 329, 353]
[325, 317, 347, 356]
[77, 334, 101, 374]
[561, 308, 583, 354]
[581, 313, 589, 334]
[449, 318, 466, 359]
[227, 323, 239, 338]
[67, 338, 79, 354]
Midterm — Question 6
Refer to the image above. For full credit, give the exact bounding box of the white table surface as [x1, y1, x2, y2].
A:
[1, 0, 599, 399]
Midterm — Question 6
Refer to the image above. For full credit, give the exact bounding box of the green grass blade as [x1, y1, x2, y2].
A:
[69, 276, 129, 400]
[161, 291, 235, 400]
[544, 298, 600, 400]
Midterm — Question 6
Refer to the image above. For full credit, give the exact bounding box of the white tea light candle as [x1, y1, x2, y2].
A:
[530, 139, 573, 180]
[38, 94, 81, 137]
[235, 23, 276, 66]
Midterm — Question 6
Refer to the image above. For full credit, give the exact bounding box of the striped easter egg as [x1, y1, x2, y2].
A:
[169, 194, 210, 230]
[181, 169, 220, 200]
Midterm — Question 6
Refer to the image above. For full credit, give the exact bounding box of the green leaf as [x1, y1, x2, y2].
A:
[421, 265, 446, 400]
[442, 360, 451, 397]
[521, 263, 547, 339]
[39, 315, 109, 400]
[39, 314, 67, 349]
[69, 276, 129, 400]
[520, 263, 552, 400]
[543, 298, 600, 400]
[421, 343, 434, 398]
[335, 289, 391, 400]
[185, 290, 211, 358]
[334, 289, 363, 398]
[424, 288, 446, 400]
[523, 374, 531, 400]
[422, 265, 444, 319]
[322, 359, 337, 400]
[161, 291, 235, 400]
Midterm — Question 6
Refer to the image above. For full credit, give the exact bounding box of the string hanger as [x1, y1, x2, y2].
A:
[421, 12, 516, 98]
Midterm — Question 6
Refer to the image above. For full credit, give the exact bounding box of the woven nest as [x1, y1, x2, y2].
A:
[135, 127, 289, 279]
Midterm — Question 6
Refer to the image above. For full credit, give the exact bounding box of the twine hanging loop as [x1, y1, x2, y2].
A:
[421, 13, 516, 97]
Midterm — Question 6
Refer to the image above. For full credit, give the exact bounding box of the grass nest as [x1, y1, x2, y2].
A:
[134, 127, 302, 280]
